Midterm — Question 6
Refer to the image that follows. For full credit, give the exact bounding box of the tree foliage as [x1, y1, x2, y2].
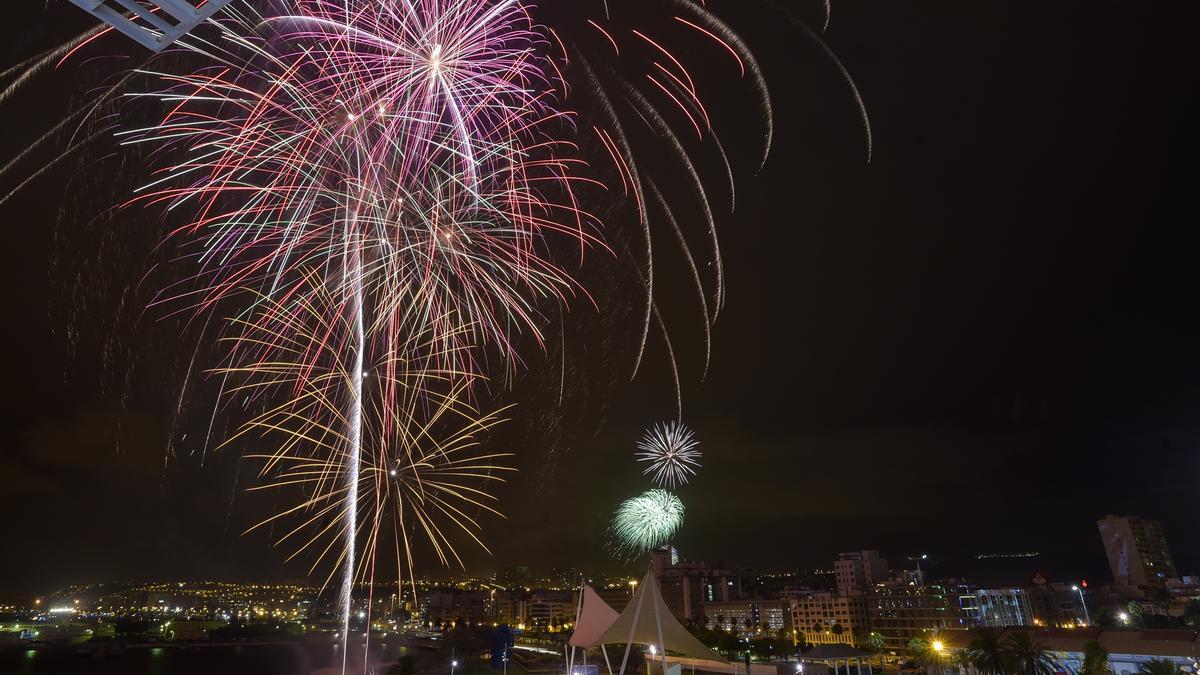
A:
[1079, 640, 1110, 675]
[966, 628, 1008, 675]
[1137, 659, 1183, 675]
[1004, 632, 1059, 675]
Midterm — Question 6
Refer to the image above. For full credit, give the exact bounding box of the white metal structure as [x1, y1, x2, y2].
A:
[68, 0, 233, 52]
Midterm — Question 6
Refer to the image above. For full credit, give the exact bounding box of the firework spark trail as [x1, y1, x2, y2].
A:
[0, 24, 105, 107]
[121, 2, 781, 614]
[6, 3, 812, 670]
[127, 2, 596, 379]
[340, 226, 364, 673]
[123, 7, 595, 669]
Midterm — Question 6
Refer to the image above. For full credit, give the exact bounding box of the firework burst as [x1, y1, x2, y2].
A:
[609, 488, 685, 557]
[0, 2, 877, 671]
[635, 420, 701, 489]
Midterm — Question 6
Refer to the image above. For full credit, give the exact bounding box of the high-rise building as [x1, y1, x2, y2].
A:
[835, 551, 889, 596]
[649, 548, 741, 621]
[1097, 515, 1179, 595]
[496, 566, 532, 590]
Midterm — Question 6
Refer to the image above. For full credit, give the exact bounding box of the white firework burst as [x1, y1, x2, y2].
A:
[635, 421, 702, 488]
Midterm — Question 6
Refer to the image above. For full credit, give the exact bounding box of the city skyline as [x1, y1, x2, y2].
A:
[5, 512, 1194, 602]
[2, 0, 1198, 603]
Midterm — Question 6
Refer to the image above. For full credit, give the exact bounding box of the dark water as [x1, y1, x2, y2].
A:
[0, 642, 429, 675]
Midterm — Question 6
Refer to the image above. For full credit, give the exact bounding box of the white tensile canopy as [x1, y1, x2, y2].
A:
[569, 569, 725, 675]
[570, 584, 622, 649]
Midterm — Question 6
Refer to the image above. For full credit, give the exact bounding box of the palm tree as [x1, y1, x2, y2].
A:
[863, 632, 887, 654]
[951, 649, 973, 675]
[1004, 632, 1059, 675]
[862, 632, 888, 670]
[909, 637, 944, 675]
[1137, 659, 1182, 675]
[966, 628, 1008, 675]
[1079, 640, 1111, 675]
[909, 637, 930, 659]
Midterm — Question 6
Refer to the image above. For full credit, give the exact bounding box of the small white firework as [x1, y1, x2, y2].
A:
[635, 421, 702, 488]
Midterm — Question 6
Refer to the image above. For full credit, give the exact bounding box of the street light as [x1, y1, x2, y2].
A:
[1117, 612, 1129, 625]
[1070, 585, 1091, 626]
[907, 554, 928, 584]
[929, 639, 946, 675]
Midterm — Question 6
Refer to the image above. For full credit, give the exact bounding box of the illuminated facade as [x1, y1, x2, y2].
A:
[868, 585, 968, 652]
[974, 588, 1035, 627]
[789, 592, 870, 646]
[703, 600, 791, 637]
[1098, 515, 1179, 597]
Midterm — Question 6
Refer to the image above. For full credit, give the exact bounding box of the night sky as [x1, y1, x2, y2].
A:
[2, 1, 1198, 597]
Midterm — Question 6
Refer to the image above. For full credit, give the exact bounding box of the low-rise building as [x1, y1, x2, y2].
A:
[521, 591, 574, 629]
[868, 585, 969, 652]
[703, 600, 792, 637]
[1028, 582, 1089, 628]
[942, 628, 1200, 675]
[974, 588, 1036, 627]
[419, 589, 489, 626]
[789, 592, 870, 647]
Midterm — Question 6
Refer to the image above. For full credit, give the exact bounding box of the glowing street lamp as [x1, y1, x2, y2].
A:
[1070, 585, 1091, 626]
[907, 554, 929, 584]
